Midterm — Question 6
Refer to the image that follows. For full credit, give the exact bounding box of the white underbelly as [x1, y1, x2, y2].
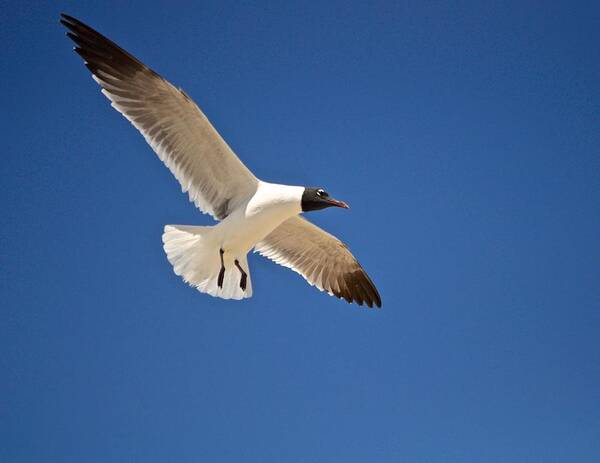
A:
[216, 205, 297, 254]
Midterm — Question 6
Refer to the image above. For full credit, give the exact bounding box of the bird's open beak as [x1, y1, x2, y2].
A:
[327, 198, 350, 209]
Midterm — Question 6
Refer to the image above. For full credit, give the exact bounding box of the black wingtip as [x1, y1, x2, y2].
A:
[372, 293, 382, 309]
[60, 13, 76, 22]
[59, 13, 74, 27]
[59, 13, 80, 34]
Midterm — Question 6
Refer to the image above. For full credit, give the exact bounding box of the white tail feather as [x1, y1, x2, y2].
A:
[162, 225, 252, 300]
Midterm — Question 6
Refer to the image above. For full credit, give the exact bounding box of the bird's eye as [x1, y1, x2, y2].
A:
[317, 189, 327, 197]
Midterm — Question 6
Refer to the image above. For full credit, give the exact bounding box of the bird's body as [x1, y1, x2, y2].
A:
[61, 13, 382, 308]
[220, 182, 304, 254]
[163, 182, 303, 300]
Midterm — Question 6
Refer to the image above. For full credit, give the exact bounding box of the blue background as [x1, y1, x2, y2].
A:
[2, 1, 599, 461]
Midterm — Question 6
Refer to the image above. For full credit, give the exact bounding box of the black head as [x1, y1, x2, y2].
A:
[301, 188, 349, 212]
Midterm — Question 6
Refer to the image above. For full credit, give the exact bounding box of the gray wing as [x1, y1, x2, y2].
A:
[61, 14, 258, 220]
[255, 216, 382, 308]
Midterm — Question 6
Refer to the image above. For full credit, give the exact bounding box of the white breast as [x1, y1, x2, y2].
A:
[216, 181, 304, 253]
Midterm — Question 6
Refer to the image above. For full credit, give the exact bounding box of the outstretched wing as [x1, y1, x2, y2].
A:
[255, 216, 382, 308]
[61, 14, 258, 220]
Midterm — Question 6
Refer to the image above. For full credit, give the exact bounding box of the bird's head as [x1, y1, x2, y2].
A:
[301, 187, 349, 212]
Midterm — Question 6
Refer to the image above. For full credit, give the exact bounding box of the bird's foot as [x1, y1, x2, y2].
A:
[217, 248, 225, 289]
[234, 259, 247, 291]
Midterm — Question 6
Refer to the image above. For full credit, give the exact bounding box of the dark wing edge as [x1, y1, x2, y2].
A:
[255, 217, 382, 308]
[60, 13, 157, 87]
[59, 13, 258, 220]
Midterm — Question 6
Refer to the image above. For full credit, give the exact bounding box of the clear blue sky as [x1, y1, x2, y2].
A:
[2, 1, 599, 461]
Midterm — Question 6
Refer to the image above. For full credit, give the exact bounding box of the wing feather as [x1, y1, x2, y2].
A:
[61, 14, 258, 220]
[255, 216, 382, 308]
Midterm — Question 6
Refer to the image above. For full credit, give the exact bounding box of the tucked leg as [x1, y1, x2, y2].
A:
[234, 259, 247, 291]
[217, 248, 225, 289]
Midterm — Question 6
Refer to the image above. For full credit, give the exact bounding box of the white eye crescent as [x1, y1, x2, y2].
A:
[317, 189, 327, 197]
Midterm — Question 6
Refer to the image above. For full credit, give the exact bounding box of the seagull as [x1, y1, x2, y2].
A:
[60, 13, 382, 308]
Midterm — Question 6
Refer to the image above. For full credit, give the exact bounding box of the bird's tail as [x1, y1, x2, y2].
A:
[162, 225, 252, 300]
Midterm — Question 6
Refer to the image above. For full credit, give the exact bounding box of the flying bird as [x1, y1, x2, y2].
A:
[60, 13, 381, 308]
